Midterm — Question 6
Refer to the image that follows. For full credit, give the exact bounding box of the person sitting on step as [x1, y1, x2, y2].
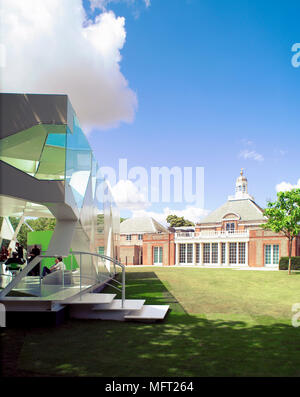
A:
[42, 256, 66, 278]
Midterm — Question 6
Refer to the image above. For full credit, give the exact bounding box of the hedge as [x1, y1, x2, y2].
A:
[279, 257, 300, 270]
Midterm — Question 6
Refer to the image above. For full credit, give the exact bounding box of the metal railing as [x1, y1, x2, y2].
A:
[175, 230, 249, 239]
[71, 251, 126, 308]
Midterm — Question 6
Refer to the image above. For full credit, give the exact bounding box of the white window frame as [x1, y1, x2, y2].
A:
[211, 242, 218, 264]
[179, 243, 194, 264]
[238, 242, 246, 264]
[203, 243, 210, 264]
[229, 242, 237, 264]
[265, 244, 279, 266]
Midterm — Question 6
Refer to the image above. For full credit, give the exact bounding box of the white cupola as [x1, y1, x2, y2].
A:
[228, 169, 254, 201]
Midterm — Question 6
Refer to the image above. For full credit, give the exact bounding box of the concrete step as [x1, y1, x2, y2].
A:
[63, 293, 116, 305]
[124, 305, 170, 322]
[0, 298, 65, 312]
[92, 299, 145, 311]
[69, 305, 131, 320]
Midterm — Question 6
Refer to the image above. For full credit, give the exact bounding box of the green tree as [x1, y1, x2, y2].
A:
[166, 215, 195, 227]
[120, 217, 127, 223]
[8, 217, 56, 249]
[261, 188, 300, 275]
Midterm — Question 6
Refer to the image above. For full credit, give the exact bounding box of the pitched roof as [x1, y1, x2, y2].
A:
[120, 216, 169, 234]
[199, 199, 266, 224]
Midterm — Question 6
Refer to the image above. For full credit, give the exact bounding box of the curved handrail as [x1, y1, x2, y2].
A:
[72, 251, 124, 268]
[68, 251, 125, 307]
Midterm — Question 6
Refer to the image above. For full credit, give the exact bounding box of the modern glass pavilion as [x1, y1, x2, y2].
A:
[0, 93, 120, 300]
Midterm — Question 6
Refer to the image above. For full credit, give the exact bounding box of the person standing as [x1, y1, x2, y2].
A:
[0, 246, 8, 262]
[15, 242, 24, 261]
[28, 244, 41, 276]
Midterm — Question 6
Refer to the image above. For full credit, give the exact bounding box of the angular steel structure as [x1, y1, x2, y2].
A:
[0, 93, 120, 299]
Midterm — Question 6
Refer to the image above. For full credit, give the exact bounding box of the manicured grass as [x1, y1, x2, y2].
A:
[2, 268, 300, 377]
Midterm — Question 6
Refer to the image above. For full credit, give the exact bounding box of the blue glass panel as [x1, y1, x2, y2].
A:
[45, 133, 66, 148]
[65, 112, 92, 210]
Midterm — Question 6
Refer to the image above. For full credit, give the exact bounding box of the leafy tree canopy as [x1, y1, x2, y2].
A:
[166, 214, 195, 227]
[1, 217, 56, 249]
[262, 189, 300, 238]
[261, 188, 300, 274]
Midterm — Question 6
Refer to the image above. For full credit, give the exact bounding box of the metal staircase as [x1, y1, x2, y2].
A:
[0, 251, 170, 324]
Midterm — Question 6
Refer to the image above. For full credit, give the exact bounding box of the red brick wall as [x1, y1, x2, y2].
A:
[248, 229, 288, 267]
[142, 233, 174, 266]
[120, 245, 142, 266]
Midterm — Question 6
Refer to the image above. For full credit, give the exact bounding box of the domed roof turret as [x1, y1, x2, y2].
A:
[236, 168, 247, 183]
[228, 169, 254, 201]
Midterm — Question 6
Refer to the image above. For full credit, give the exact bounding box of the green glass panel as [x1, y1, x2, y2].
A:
[65, 112, 92, 209]
[35, 145, 66, 180]
[42, 124, 66, 135]
[0, 156, 39, 174]
[0, 124, 47, 162]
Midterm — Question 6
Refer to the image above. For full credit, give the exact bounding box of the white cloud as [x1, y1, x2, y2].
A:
[276, 179, 300, 192]
[241, 139, 254, 146]
[131, 206, 210, 226]
[90, 0, 151, 12]
[238, 150, 264, 162]
[279, 150, 287, 156]
[111, 179, 150, 210]
[0, 0, 137, 131]
[90, 0, 109, 11]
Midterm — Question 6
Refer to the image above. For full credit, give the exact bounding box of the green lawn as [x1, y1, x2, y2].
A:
[2, 267, 300, 377]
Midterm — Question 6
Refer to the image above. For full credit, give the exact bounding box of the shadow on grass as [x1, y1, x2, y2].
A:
[105, 271, 187, 312]
[2, 271, 300, 377]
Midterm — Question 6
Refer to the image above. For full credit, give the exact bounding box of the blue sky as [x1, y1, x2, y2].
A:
[85, 0, 300, 220]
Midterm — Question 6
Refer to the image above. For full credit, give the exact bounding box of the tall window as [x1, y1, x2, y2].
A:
[179, 244, 186, 263]
[229, 242, 237, 264]
[226, 223, 235, 233]
[265, 245, 272, 265]
[238, 242, 246, 264]
[138, 234, 143, 240]
[179, 243, 193, 263]
[265, 244, 279, 265]
[203, 243, 210, 264]
[154, 246, 163, 264]
[212, 243, 218, 264]
[187, 244, 193, 263]
[221, 243, 226, 264]
[273, 245, 279, 264]
[126, 234, 131, 241]
[195, 243, 200, 263]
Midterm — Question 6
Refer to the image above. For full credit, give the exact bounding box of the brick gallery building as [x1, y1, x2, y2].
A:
[120, 171, 300, 268]
[119, 216, 174, 266]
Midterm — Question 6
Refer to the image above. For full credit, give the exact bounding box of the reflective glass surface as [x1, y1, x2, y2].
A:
[0, 94, 120, 299]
